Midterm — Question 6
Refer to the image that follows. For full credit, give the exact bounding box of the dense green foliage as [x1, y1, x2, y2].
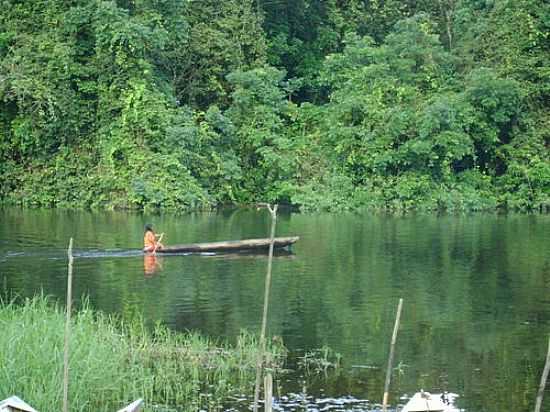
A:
[0, 0, 548, 211]
[0, 295, 285, 411]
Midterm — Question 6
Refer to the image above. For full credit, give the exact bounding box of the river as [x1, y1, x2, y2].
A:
[1, 207, 549, 411]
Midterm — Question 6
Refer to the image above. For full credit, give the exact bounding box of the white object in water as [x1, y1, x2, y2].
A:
[116, 399, 143, 412]
[402, 391, 458, 412]
[0, 396, 39, 412]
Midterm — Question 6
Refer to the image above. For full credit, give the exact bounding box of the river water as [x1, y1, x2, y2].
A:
[1, 207, 549, 412]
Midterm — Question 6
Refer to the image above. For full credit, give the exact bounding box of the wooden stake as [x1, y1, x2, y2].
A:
[535, 336, 550, 412]
[253, 204, 278, 412]
[63, 238, 74, 412]
[382, 298, 403, 412]
[301, 381, 308, 411]
[264, 373, 273, 412]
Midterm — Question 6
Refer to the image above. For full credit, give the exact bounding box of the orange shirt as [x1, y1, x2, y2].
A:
[144, 231, 156, 250]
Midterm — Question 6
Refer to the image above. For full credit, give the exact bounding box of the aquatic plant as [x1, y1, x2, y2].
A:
[0, 295, 286, 411]
[297, 346, 342, 375]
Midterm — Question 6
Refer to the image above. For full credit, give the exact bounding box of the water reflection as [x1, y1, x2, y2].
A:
[143, 254, 163, 277]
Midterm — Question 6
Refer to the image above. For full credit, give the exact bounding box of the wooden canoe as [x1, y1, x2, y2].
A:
[154, 236, 299, 254]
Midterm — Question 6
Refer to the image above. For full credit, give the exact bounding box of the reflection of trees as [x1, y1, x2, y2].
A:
[2, 209, 549, 411]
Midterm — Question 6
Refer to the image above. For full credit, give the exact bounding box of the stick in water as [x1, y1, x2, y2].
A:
[63, 238, 74, 412]
[535, 336, 550, 412]
[382, 298, 404, 412]
[264, 373, 273, 412]
[253, 204, 278, 412]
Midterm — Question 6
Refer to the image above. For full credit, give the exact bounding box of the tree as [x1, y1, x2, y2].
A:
[176, 0, 267, 108]
[226, 66, 297, 201]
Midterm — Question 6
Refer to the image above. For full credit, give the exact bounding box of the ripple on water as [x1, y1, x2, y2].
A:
[227, 393, 375, 412]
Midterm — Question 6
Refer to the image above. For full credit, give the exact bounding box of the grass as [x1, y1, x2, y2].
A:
[0, 295, 286, 411]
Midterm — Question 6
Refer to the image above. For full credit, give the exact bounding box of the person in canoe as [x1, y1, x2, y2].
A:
[143, 223, 164, 253]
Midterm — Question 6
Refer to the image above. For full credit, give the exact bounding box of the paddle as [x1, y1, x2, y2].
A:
[152, 233, 164, 255]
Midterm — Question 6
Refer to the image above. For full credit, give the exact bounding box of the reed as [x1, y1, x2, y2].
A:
[0, 294, 285, 412]
[297, 346, 342, 374]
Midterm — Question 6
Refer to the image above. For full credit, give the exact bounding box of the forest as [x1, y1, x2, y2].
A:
[0, 0, 548, 212]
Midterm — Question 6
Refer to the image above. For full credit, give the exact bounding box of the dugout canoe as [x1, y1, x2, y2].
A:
[154, 236, 299, 254]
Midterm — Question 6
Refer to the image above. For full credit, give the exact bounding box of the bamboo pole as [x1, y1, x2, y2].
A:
[382, 298, 403, 412]
[253, 204, 278, 412]
[535, 336, 550, 412]
[264, 373, 273, 412]
[63, 238, 74, 412]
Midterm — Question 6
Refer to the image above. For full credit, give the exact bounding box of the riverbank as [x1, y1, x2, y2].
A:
[2, 168, 549, 214]
[0, 295, 285, 412]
